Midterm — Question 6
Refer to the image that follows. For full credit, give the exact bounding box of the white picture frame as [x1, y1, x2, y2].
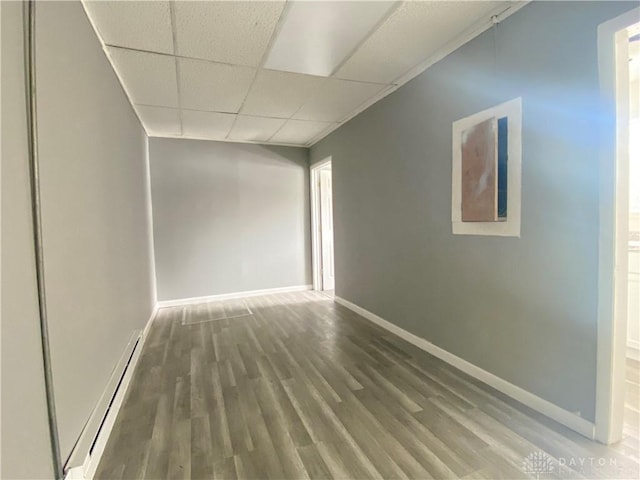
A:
[452, 97, 522, 237]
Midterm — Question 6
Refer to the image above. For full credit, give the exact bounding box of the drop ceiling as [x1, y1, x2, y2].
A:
[82, 1, 524, 147]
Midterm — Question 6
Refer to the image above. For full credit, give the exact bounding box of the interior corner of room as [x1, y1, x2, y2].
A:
[1, 1, 639, 480]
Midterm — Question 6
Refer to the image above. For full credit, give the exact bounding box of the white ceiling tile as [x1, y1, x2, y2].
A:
[179, 58, 255, 113]
[264, 1, 396, 77]
[182, 110, 236, 140]
[270, 120, 332, 145]
[83, 0, 173, 54]
[136, 106, 181, 136]
[241, 70, 325, 118]
[229, 115, 286, 143]
[293, 79, 387, 122]
[336, 1, 503, 84]
[107, 48, 178, 108]
[173, 1, 285, 66]
[89, 0, 512, 147]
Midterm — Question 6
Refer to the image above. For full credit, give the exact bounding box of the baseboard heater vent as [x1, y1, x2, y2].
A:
[64, 330, 142, 478]
[88, 337, 139, 456]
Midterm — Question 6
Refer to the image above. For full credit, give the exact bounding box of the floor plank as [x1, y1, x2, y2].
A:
[95, 291, 640, 479]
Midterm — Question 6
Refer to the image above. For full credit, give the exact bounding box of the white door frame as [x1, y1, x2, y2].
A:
[310, 157, 332, 291]
[595, 7, 638, 445]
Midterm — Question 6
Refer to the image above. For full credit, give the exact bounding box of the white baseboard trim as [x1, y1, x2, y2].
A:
[628, 340, 640, 362]
[157, 284, 313, 308]
[334, 296, 596, 440]
[65, 305, 159, 480]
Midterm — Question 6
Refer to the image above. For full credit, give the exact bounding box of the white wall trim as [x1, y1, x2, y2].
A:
[64, 305, 159, 480]
[144, 136, 158, 307]
[157, 284, 313, 309]
[310, 158, 332, 291]
[451, 97, 522, 237]
[628, 340, 640, 362]
[334, 296, 596, 439]
[595, 7, 638, 445]
[65, 466, 84, 480]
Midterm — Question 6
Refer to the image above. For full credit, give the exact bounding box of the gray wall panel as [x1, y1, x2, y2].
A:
[35, 1, 156, 460]
[150, 138, 311, 301]
[310, 1, 635, 422]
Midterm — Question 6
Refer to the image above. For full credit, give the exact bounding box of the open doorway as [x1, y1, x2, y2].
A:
[596, 9, 639, 445]
[311, 158, 335, 293]
[624, 22, 639, 449]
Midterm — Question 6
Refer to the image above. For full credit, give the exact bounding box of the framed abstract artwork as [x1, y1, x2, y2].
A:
[451, 97, 522, 236]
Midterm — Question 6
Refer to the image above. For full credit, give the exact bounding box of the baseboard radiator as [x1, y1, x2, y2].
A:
[64, 330, 142, 479]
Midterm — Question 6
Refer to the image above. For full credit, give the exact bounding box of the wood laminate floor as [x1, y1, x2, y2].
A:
[95, 291, 640, 479]
[623, 357, 640, 461]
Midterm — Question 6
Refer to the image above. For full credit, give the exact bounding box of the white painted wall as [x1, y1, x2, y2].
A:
[628, 112, 639, 356]
[149, 137, 311, 302]
[34, 1, 157, 461]
[629, 250, 639, 356]
[1, 2, 55, 478]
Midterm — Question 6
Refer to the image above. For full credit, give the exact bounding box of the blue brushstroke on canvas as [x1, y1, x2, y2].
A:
[497, 116, 508, 218]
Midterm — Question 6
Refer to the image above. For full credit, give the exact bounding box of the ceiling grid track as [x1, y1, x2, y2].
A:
[226, 0, 291, 140]
[328, 1, 403, 78]
[168, 1, 183, 136]
[307, 1, 530, 146]
[263, 75, 333, 143]
[81, 0, 528, 146]
[80, 4, 149, 135]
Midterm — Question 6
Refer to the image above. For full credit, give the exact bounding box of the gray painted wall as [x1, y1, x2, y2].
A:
[310, 1, 635, 422]
[34, 1, 156, 460]
[1, 2, 55, 478]
[150, 138, 311, 301]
